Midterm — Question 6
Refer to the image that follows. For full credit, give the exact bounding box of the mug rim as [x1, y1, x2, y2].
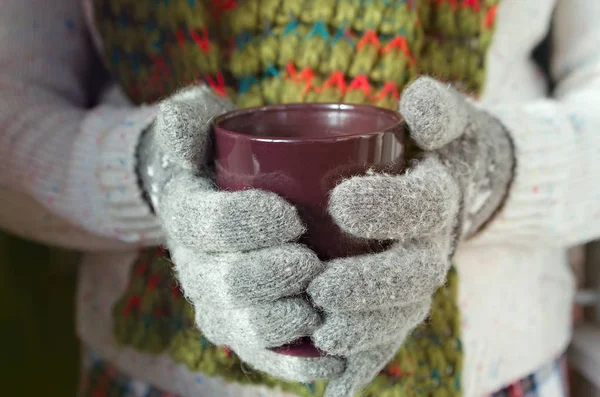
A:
[212, 103, 404, 143]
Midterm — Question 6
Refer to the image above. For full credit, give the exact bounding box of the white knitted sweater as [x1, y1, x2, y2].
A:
[1, 0, 599, 395]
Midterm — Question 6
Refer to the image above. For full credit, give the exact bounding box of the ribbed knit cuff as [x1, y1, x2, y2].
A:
[69, 105, 165, 245]
[469, 102, 576, 245]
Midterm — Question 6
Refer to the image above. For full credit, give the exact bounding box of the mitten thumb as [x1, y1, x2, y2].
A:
[155, 84, 237, 170]
[400, 77, 470, 151]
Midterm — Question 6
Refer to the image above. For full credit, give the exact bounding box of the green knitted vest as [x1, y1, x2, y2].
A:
[94, 1, 501, 395]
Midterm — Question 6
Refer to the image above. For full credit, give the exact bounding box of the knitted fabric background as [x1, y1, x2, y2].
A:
[92, 1, 500, 395]
[77, 348, 568, 397]
[93, 0, 498, 108]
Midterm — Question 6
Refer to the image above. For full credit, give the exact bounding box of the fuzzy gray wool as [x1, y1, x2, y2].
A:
[307, 76, 515, 395]
[137, 78, 515, 397]
[137, 85, 344, 382]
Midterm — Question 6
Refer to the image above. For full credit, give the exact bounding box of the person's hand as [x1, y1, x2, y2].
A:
[136, 85, 345, 381]
[307, 77, 516, 396]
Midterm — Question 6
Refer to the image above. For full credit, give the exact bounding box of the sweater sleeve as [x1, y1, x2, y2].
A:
[0, 0, 164, 251]
[475, 0, 600, 248]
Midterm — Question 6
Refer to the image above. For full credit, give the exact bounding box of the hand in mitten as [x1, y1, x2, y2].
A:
[308, 77, 516, 397]
[136, 85, 345, 381]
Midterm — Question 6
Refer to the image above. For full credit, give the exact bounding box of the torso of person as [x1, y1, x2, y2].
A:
[77, 0, 574, 396]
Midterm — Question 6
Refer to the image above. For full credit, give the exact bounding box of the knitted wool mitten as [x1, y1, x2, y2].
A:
[136, 77, 514, 397]
[136, 85, 345, 382]
[307, 77, 515, 396]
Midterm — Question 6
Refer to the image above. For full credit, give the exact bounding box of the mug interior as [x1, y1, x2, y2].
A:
[215, 103, 401, 140]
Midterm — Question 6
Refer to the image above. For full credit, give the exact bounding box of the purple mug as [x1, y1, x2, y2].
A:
[212, 103, 407, 357]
